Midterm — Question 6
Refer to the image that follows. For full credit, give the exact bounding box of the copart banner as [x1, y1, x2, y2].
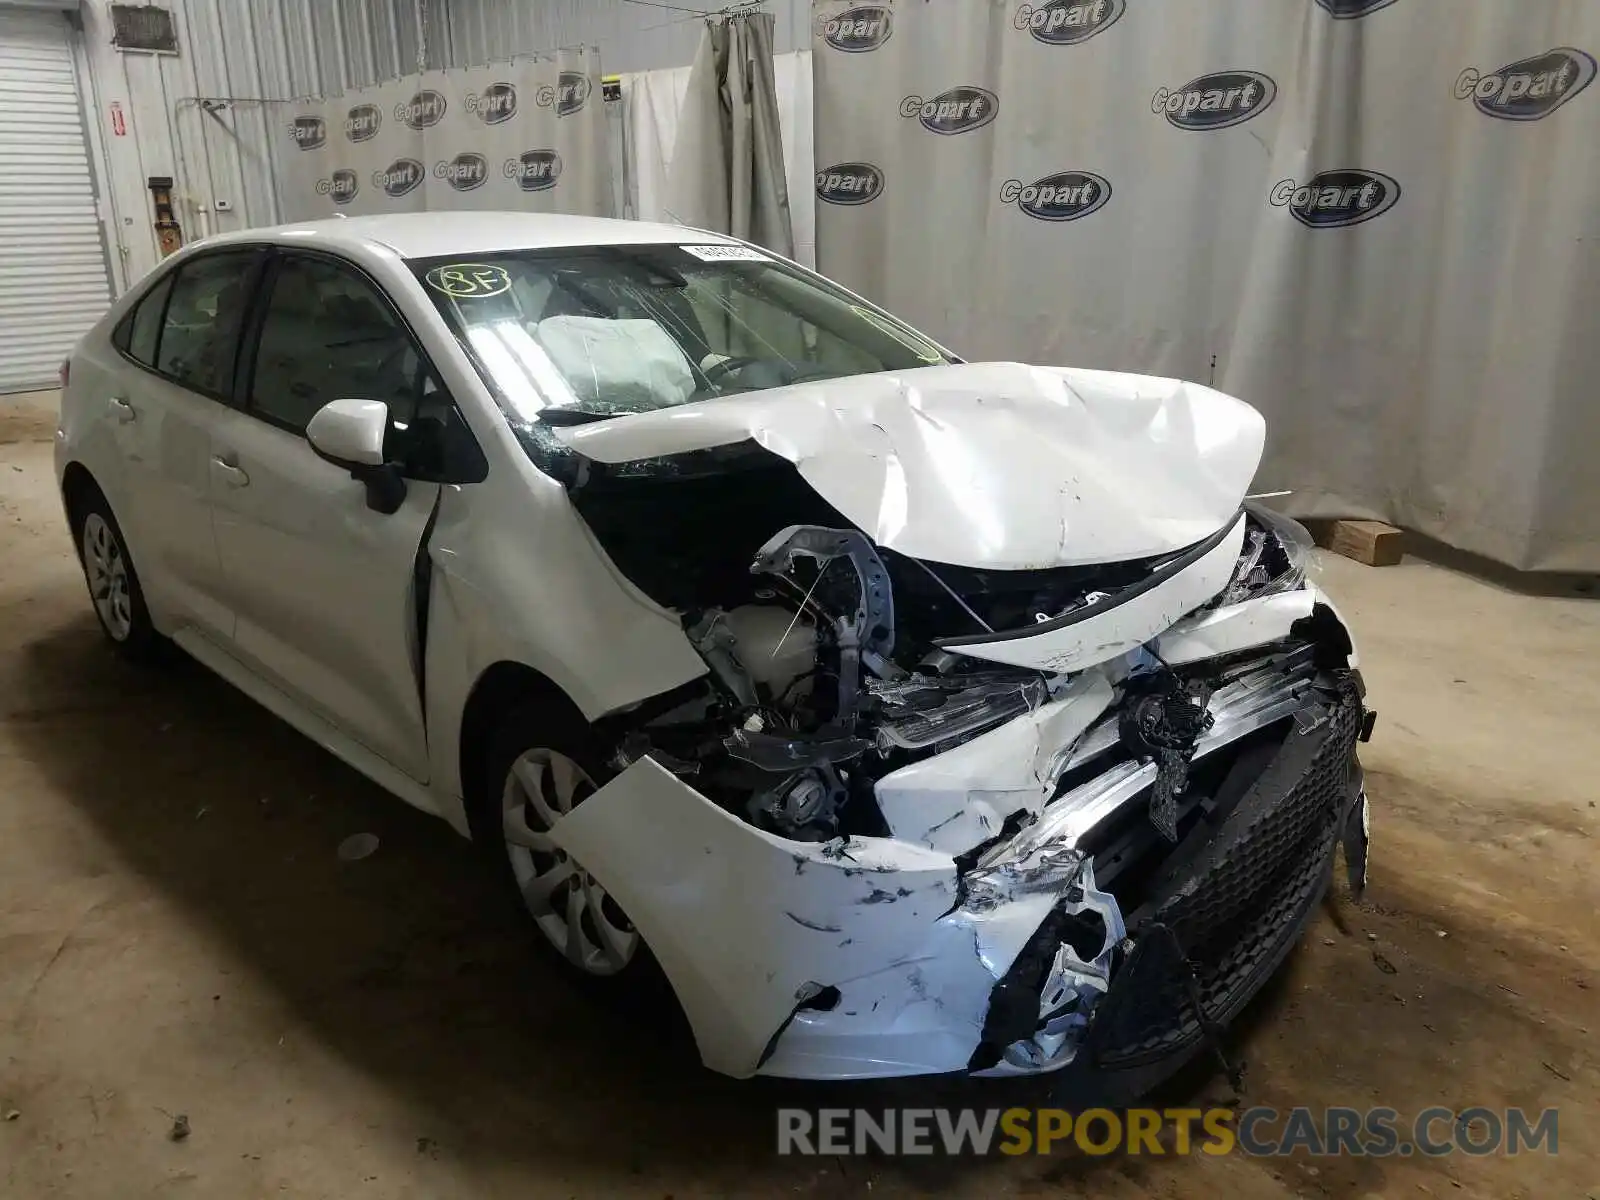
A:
[276, 47, 609, 223]
[812, 1, 1600, 571]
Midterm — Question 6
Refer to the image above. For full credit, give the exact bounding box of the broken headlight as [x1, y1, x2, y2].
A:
[867, 670, 1047, 751]
[1225, 502, 1317, 604]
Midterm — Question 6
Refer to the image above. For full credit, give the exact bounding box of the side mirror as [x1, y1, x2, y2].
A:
[306, 398, 407, 515]
[307, 398, 387, 467]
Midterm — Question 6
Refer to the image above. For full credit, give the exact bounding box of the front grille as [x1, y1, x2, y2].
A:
[1086, 677, 1362, 1067]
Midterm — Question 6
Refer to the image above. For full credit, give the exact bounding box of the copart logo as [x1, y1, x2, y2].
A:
[344, 104, 381, 142]
[290, 116, 326, 150]
[505, 149, 562, 192]
[1000, 171, 1111, 221]
[315, 168, 358, 205]
[816, 162, 884, 205]
[1314, 0, 1399, 17]
[536, 72, 590, 117]
[373, 158, 424, 198]
[1455, 48, 1595, 121]
[1013, 0, 1125, 46]
[434, 152, 488, 191]
[821, 5, 892, 52]
[1270, 169, 1400, 228]
[1153, 70, 1277, 130]
[465, 81, 518, 124]
[395, 88, 447, 130]
[899, 86, 999, 135]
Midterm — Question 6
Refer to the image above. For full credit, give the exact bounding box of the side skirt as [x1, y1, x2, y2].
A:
[173, 628, 443, 820]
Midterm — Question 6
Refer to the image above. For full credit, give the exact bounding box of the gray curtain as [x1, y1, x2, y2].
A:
[274, 48, 611, 220]
[666, 11, 795, 256]
[812, 0, 1600, 572]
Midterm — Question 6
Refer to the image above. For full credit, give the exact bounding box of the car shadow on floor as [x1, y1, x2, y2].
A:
[19, 617, 1169, 1189]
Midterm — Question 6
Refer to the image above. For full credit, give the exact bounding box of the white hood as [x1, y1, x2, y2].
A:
[556, 362, 1265, 570]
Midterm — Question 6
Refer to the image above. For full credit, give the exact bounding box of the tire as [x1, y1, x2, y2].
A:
[71, 490, 163, 663]
[477, 695, 658, 989]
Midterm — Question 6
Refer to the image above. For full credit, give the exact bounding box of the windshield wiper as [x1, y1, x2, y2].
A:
[538, 408, 626, 427]
[784, 367, 843, 384]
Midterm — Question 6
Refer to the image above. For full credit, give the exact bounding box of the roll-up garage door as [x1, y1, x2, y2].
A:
[0, 6, 114, 392]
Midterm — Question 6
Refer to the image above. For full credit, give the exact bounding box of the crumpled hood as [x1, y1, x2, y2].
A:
[555, 362, 1265, 570]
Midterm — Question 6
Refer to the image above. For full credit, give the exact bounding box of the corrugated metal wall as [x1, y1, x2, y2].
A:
[88, 0, 806, 290]
[165, 0, 427, 259]
[181, 0, 809, 99]
[424, 0, 809, 77]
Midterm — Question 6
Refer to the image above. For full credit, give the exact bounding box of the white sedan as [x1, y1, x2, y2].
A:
[56, 212, 1372, 1095]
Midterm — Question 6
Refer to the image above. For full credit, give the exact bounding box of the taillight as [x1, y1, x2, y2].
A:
[59, 359, 70, 389]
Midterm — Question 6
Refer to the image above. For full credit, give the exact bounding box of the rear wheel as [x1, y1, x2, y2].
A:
[73, 494, 162, 662]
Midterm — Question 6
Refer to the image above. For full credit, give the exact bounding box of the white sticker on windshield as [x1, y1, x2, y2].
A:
[680, 243, 771, 263]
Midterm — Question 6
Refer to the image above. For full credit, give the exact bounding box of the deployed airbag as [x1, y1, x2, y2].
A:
[536, 315, 696, 413]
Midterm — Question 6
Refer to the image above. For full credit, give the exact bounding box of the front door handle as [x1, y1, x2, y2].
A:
[109, 396, 136, 423]
[212, 456, 250, 488]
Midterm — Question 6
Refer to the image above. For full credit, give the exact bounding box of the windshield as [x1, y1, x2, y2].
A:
[411, 243, 952, 422]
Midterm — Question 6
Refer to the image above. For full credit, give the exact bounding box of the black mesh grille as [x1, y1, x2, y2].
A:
[1087, 679, 1363, 1067]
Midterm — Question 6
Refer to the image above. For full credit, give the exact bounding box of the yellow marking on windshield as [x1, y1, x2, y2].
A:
[425, 263, 512, 298]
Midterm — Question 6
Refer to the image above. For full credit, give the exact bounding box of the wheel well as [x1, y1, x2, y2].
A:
[458, 662, 574, 828]
[60, 462, 102, 537]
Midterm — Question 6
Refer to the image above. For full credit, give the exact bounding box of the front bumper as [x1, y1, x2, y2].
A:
[548, 630, 1370, 1088]
[1009, 675, 1366, 1102]
[755, 658, 1368, 1086]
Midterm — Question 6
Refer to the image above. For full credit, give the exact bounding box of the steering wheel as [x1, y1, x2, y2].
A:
[701, 355, 763, 384]
[372, 339, 413, 382]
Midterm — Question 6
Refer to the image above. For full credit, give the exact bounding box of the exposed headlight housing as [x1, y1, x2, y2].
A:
[867, 669, 1048, 751]
[1225, 502, 1317, 603]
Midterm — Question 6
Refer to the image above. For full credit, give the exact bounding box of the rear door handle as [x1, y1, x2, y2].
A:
[109, 396, 136, 423]
[212, 456, 250, 488]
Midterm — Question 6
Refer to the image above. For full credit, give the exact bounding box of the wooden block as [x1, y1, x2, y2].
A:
[1325, 519, 1404, 567]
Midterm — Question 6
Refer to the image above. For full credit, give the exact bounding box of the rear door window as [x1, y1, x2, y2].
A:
[154, 251, 260, 399]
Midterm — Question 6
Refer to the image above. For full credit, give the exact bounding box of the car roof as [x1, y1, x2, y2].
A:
[198, 211, 736, 260]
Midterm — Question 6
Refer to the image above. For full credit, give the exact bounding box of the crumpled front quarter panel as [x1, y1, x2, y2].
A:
[426, 464, 710, 726]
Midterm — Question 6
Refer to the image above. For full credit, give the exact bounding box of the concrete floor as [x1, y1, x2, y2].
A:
[1, 410, 1596, 1199]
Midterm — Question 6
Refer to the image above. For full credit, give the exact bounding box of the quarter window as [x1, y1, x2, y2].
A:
[123, 273, 173, 367]
[155, 252, 259, 397]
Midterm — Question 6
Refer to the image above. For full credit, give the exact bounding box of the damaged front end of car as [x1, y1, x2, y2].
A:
[527, 364, 1374, 1096]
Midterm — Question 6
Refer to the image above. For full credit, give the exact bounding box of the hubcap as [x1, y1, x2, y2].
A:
[501, 749, 639, 976]
[81, 513, 133, 641]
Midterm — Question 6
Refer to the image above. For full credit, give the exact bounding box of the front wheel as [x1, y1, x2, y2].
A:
[481, 702, 648, 983]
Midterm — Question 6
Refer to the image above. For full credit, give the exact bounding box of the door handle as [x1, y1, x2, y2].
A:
[212, 456, 250, 488]
[109, 396, 136, 423]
